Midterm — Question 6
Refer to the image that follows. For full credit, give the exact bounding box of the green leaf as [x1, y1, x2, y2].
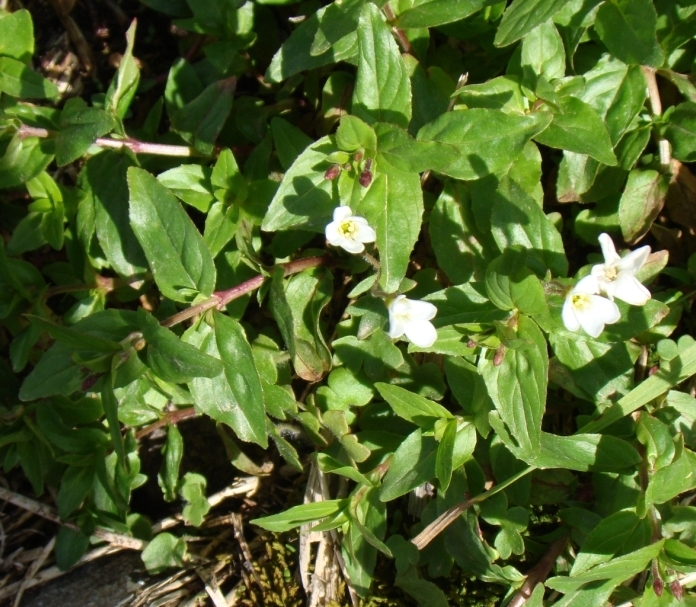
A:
[663, 102, 696, 162]
[180, 472, 210, 526]
[251, 499, 350, 532]
[417, 109, 552, 180]
[618, 169, 668, 244]
[185, 312, 267, 447]
[270, 117, 313, 171]
[429, 181, 491, 284]
[380, 429, 437, 501]
[101, 375, 127, 469]
[534, 97, 617, 165]
[158, 424, 183, 502]
[480, 316, 547, 457]
[211, 148, 247, 204]
[80, 151, 148, 279]
[353, 3, 411, 129]
[637, 413, 675, 470]
[436, 418, 458, 492]
[0, 9, 34, 62]
[546, 541, 664, 592]
[26, 315, 121, 353]
[490, 177, 568, 277]
[336, 115, 377, 153]
[170, 77, 236, 156]
[646, 449, 696, 505]
[157, 164, 215, 213]
[104, 19, 140, 119]
[316, 453, 375, 486]
[397, 0, 485, 28]
[357, 165, 423, 293]
[128, 167, 216, 302]
[485, 248, 547, 315]
[265, 4, 359, 83]
[270, 267, 333, 382]
[0, 56, 58, 98]
[141, 533, 187, 574]
[520, 20, 566, 83]
[54, 99, 116, 167]
[261, 136, 338, 232]
[0, 134, 54, 190]
[139, 309, 223, 384]
[375, 383, 452, 427]
[594, 0, 664, 68]
[55, 527, 90, 571]
[581, 342, 696, 434]
[58, 463, 96, 519]
[494, 0, 569, 47]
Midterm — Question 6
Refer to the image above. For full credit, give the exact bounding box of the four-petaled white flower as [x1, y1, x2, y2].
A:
[562, 275, 621, 338]
[325, 206, 376, 254]
[388, 295, 438, 348]
[591, 233, 651, 305]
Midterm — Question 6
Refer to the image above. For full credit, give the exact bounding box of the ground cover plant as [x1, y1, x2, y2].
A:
[2, 0, 696, 604]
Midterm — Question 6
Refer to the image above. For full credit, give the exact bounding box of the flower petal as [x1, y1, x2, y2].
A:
[402, 298, 437, 321]
[615, 245, 650, 275]
[575, 295, 620, 338]
[340, 238, 365, 254]
[333, 206, 353, 222]
[354, 223, 376, 243]
[598, 233, 621, 265]
[325, 221, 343, 245]
[573, 274, 600, 295]
[388, 295, 409, 315]
[562, 297, 580, 332]
[613, 273, 651, 305]
[404, 320, 437, 348]
[388, 316, 406, 339]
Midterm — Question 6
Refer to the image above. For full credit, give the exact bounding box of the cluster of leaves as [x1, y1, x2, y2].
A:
[3, 0, 696, 603]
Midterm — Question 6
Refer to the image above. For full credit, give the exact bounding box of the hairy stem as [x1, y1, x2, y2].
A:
[382, 3, 413, 55]
[411, 465, 535, 551]
[642, 66, 671, 169]
[160, 255, 327, 329]
[18, 124, 203, 158]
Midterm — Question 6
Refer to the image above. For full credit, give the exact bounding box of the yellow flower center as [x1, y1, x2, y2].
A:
[339, 220, 356, 237]
[571, 293, 591, 310]
[603, 266, 618, 280]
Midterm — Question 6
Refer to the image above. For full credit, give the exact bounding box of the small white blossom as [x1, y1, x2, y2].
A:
[388, 295, 438, 348]
[591, 233, 651, 305]
[562, 275, 621, 338]
[325, 206, 376, 254]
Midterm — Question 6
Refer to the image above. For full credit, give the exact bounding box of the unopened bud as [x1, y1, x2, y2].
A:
[493, 345, 505, 367]
[81, 374, 99, 392]
[353, 150, 364, 163]
[324, 165, 341, 180]
[653, 577, 664, 597]
[359, 170, 373, 187]
[133, 338, 146, 351]
[343, 163, 353, 171]
[467, 339, 476, 349]
[670, 580, 683, 600]
[365, 158, 373, 171]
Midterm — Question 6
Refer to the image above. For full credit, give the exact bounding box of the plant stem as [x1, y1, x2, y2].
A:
[18, 124, 203, 158]
[411, 465, 535, 550]
[642, 66, 671, 170]
[160, 255, 327, 328]
[382, 3, 413, 55]
[135, 406, 198, 439]
[507, 535, 569, 607]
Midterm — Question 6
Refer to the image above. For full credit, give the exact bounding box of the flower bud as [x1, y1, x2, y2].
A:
[324, 164, 341, 180]
[670, 580, 683, 600]
[493, 344, 506, 367]
[353, 150, 364, 163]
[343, 163, 353, 171]
[81, 374, 100, 392]
[467, 339, 476, 349]
[653, 577, 664, 597]
[359, 170, 373, 187]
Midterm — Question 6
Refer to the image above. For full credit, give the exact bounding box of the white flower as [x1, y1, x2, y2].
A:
[325, 206, 376, 254]
[388, 295, 438, 348]
[562, 275, 621, 338]
[590, 233, 651, 305]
